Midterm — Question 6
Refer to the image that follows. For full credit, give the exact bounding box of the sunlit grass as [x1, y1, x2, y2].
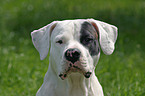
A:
[0, 0, 145, 96]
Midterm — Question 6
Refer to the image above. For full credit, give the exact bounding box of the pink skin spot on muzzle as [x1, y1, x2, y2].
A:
[67, 50, 76, 57]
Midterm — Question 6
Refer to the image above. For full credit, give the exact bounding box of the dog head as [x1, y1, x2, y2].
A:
[31, 19, 118, 80]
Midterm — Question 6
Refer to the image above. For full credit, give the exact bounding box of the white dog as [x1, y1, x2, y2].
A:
[31, 19, 118, 96]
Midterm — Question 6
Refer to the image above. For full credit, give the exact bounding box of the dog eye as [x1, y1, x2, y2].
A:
[84, 38, 93, 43]
[56, 40, 63, 44]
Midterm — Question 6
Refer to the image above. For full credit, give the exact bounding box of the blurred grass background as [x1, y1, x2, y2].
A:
[0, 0, 145, 96]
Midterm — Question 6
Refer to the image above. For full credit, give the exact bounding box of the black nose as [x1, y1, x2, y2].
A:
[65, 48, 81, 63]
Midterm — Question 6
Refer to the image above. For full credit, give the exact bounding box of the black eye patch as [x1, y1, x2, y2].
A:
[81, 35, 94, 45]
[80, 22, 100, 56]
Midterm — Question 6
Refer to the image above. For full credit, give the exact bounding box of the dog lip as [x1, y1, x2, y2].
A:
[64, 74, 67, 77]
[69, 63, 72, 67]
[59, 71, 92, 80]
[59, 73, 67, 80]
[59, 74, 63, 77]
[84, 72, 92, 78]
[59, 67, 90, 80]
[59, 61, 90, 80]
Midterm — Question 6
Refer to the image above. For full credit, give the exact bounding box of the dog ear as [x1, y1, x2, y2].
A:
[88, 19, 118, 55]
[31, 21, 57, 60]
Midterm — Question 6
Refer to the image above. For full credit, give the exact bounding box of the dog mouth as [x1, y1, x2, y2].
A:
[59, 61, 92, 80]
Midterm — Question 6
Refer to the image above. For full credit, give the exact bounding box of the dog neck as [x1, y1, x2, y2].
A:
[66, 72, 94, 96]
[51, 64, 96, 95]
[41, 62, 100, 96]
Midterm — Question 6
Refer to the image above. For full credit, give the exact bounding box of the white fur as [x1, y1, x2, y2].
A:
[31, 19, 118, 96]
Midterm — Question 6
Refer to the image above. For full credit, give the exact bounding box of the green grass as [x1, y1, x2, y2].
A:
[0, 0, 145, 96]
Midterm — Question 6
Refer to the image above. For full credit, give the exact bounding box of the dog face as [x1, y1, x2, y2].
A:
[50, 20, 100, 79]
[31, 19, 118, 80]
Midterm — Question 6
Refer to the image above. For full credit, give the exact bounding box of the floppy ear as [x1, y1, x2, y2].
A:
[88, 19, 118, 55]
[31, 21, 57, 60]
